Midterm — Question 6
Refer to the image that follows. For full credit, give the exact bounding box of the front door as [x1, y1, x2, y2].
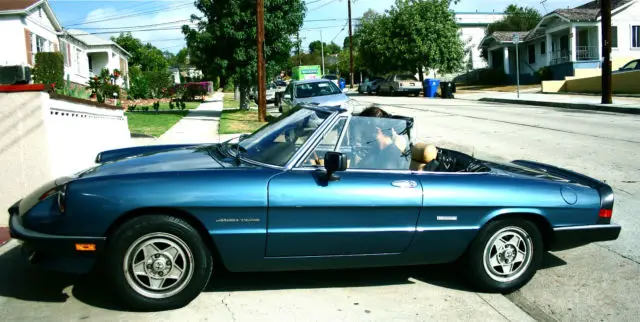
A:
[266, 114, 422, 257]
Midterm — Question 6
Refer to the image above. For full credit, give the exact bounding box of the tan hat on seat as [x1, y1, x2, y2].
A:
[410, 142, 438, 171]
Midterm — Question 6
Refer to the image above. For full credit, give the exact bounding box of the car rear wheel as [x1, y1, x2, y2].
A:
[461, 219, 542, 293]
[105, 215, 213, 311]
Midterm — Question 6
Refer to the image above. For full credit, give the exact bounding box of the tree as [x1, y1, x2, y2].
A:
[111, 33, 170, 72]
[183, 0, 305, 110]
[357, 0, 464, 79]
[486, 5, 542, 36]
[309, 40, 341, 55]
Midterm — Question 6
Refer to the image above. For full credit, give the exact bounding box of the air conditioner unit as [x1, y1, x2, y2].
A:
[0, 65, 32, 85]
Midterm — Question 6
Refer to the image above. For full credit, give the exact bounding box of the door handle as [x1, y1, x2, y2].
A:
[391, 180, 418, 188]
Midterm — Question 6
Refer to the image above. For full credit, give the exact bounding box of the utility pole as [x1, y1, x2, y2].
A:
[297, 31, 301, 66]
[321, 31, 325, 75]
[256, 0, 266, 122]
[348, 0, 354, 89]
[601, 0, 612, 104]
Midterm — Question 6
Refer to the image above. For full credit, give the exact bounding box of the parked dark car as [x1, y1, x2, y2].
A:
[9, 104, 621, 311]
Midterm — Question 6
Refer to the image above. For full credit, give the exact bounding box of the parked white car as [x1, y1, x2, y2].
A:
[378, 74, 422, 96]
[280, 79, 349, 113]
[251, 82, 278, 103]
[357, 76, 385, 95]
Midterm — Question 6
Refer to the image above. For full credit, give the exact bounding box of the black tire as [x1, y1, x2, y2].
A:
[461, 218, 543, 293]
[105, 215, 213, 311]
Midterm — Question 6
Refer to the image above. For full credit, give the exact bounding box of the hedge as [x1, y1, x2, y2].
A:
[32, 52, 64, 88]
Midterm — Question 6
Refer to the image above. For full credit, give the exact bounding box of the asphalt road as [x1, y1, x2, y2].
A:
[1, 95, 638, 321]
[349, 93, 640, 321]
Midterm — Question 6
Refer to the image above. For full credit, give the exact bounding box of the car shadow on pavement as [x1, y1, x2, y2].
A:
[183, 109, 222, 120]
[0, 246, 566, 312]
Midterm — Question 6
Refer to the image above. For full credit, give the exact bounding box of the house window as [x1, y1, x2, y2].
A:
[632, 26, 640, 48]
[76, 48, 82, 74]
[60, 40, 69, 66]
[528, 44, 535, 63]
[612, 26, 618, 48]
[541, 41, 546, 54]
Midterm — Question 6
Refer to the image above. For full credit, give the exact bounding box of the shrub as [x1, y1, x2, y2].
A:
[476, 68, 508, 85]
[153, 101, 160, 112]
[129, 104, 137, 112]
[32, 52, 64, 88]
[144, 71, 173, 99]
[180, 101, 186, 110]
[536, 66, 553, 81]
[141, 105, 149, 112]
[169, 101, 175, 110]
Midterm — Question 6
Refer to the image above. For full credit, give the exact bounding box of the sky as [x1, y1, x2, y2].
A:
[48, 0, 592, 55]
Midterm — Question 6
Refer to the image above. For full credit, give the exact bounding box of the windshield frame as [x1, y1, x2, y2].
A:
[294, 80, 342, 99]
[228, 106, 341, 169]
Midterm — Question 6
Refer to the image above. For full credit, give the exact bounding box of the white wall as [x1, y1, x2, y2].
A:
[611, 1, 640, 63]
[454, 12, 505, 70]
[0, 89, 132, 225]
[519, 39, 547, 75]
[0, 16, 26, 66]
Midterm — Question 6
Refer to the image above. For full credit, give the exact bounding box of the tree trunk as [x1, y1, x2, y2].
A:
[418, 67, 424, 82]
[239, 85, 250, 110]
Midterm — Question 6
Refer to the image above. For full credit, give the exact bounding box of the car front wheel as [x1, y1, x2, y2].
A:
[462, 219, 542, 293]
[105, 215, 213, 311]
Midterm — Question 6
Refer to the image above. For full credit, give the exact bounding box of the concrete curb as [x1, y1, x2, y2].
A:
[477, 98, 640, 115]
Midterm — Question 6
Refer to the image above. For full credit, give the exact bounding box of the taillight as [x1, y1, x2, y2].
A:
[599, 208, 612, 219]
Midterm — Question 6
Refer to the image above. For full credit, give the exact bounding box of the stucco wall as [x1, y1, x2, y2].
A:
[0, 17, 26, 66]
[0, 89, 132, 225]
[611, 1, 640, 61]
[543, 69, 640, 93]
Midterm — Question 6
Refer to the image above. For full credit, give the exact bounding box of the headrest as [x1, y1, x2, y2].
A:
[411, 142, 438, 163]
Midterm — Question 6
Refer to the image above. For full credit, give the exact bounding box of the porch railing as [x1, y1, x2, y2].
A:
[550, 50, 571, 65]
[576, 46, 598, 61]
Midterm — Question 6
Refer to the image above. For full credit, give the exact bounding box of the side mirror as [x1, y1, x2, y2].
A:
[323, 151, 348, 181]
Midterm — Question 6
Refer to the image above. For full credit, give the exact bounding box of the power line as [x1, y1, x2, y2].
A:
[72, 25, 197, 36]
[310, 0, 338, 11]
[79, 19, 191, 30]
[61, 0, 163, 26]
[64, 2, 192, 27]
[331, 22, 348, 43]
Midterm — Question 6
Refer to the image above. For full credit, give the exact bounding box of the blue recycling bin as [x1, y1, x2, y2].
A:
[424, 78, 440, 98]
[339, 78, 346, 89]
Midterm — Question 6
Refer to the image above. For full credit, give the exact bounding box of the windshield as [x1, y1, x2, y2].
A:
[238, 107, 332, 166]
[323, 75, 338, 80]
[398, 75, 419, 81]
[295, 81, 342, 98]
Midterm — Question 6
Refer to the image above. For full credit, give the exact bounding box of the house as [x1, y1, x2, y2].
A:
[0, 0, 61, 68]
[169, 66, 204, 84]
[454, 11, 506, 70]
[0, 0, 129, 88]
[478, 0, 640, 82]
[60, 29, 130, 88]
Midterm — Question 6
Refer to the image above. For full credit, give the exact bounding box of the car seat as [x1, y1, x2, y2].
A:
[410, 142, 439, 171]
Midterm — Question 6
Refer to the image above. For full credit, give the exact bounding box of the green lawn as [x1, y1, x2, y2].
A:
[218, 109, 267, 134]
[128, 101, 201, 111]
[126, 111, 189, 137]
[223, 94, 257, 110]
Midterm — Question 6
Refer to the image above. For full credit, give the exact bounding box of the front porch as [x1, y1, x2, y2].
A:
[483, 24, 602, 83]
[547, 25, 600, 65]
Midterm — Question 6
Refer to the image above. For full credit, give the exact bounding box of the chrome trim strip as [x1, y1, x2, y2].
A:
[553, 224, 621, 232]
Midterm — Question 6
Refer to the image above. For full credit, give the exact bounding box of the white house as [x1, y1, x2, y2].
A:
[478, 0, 640, 82]
[454, 11, 506, 70]
[0, 0, 61, 68]
[59, 29, 130, 88]
[0, 0, 130, 88]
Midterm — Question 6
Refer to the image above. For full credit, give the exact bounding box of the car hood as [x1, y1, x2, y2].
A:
[79, 145, 233, 179]
[296, 93, 348, 106]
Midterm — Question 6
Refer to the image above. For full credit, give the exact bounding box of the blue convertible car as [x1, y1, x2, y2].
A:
[8, 104, 621, 311]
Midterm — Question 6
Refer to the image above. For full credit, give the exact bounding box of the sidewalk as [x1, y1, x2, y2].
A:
[153, 92, 230, 144]
[456, 91, 640, 115]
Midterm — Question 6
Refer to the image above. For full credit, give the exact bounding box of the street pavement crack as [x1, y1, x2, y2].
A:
[221, 292, 236, 321]
[596, 244, 640, 265]
[476, 293, 510, 321]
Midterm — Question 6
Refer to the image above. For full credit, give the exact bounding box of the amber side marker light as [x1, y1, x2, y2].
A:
[75, 244, 96, 251]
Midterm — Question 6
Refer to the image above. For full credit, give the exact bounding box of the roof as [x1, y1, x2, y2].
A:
[0, 0, 40, 11]
[294, 78, 336, 84]
[575, 0, 633, 10]
[0, 0, 61, 31]
[485, 31, 529, 43]
[65, 29, 131, 58]
[554, 8, 600, 22]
